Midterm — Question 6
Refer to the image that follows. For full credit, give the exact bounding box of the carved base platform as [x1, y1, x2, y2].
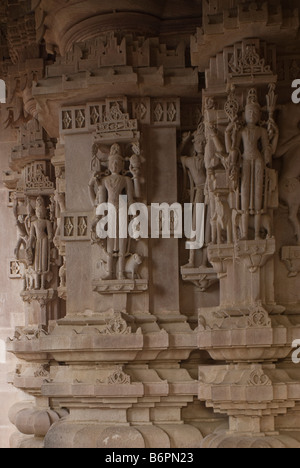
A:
[198, 362, 300, 448]
[197, 304, 296, 362]
[44, 420, 203, 449]
[200, 431, 300, 449]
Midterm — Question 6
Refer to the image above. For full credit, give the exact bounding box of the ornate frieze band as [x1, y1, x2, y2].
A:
[60, 97, 180, 134]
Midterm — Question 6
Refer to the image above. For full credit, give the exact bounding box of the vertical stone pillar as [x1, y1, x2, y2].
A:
[2, 4, 206, 445]
[192, 37, 300, 448]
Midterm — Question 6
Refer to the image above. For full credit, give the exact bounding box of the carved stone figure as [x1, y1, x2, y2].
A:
[125, 253, 143, 280]
[276, 103, 300, 244]
[53, 190, 66, 246]
[181, 124, 207, 267]
[59, 260, 66, 288]
[27, 196, 53, 290]
[24, 266, 36, 291]
[227, 88, 279, 240]
[89, 144, 134, 280]
[215, 195, 233, 245]
[12, 196, 36, 260]
[129, 142, 142, 199]
[203, 98, 226, 245]
[13, 197, 28, 259]
[233, 210, 272, 243]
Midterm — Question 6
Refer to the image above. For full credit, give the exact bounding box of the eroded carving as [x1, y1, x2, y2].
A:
[281, 246, 300, 278]
[107, 366, 131, 385]
[27, 196, 53, 290]
[103, 313, 131, 335]
[180, 125, 207, 268]
[277, 103, 300, 244]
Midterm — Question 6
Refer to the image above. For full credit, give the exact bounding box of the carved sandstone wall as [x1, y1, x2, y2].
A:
[1, 0, 300, 448]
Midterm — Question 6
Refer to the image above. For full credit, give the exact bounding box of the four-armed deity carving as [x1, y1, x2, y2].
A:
[89, 142, 144, 282]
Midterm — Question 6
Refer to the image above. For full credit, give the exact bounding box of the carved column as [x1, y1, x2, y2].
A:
[4, 4, 207, 445]
[192, 37, 300, 448]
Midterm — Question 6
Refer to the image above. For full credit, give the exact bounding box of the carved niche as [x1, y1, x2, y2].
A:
[5, 156, 59, 326]
[87, 97, 148, 295]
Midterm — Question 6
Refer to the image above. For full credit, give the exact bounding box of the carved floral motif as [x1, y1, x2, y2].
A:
[107, 366, 131, 385]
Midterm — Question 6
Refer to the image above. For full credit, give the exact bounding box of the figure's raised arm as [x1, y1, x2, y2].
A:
[268, 118, 279, 155]
[47, 220, 53, 242]
[88, 173, 103, 206]
[208, 123, 225, 154]
[261, 127, 273, 166]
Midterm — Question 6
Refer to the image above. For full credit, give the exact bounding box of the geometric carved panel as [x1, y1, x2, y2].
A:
[9, 260, 24, 279]
[61, 212, 91, 241]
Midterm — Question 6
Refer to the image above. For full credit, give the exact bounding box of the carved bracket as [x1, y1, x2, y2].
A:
[207, 244, 234, 278]
[235, 239, 276, 273]
[181, 266, 218, 292]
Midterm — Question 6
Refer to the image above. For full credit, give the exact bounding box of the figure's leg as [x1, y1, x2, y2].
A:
[217, 220, 222, 245]
[289, 203, 300, 244]
[199, 203, 211, 267]
[35, 273, 40, 290]
[106, 239, 114, 279]
[210, 195, 217, 244]
[241, 161, 251, 240]
[255, 214, 262, 240]
[227, 219, 233, 244]
[118, 239, 127, 280]
[254, 159, 264, 240]
[14, 238, 23, 258]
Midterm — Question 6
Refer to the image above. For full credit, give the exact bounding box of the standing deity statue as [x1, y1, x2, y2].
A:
[89, 143, 134, 280]
[129, 141, 142, 199]
[26, 196, 53, 290]
[227, 88, 279, 240]
[181, 124, 207, 267]
[12, 196, 36, 260]
[203, 98, 227, 245]
[13, 195, 28, 259]
[53, 190, 66, 247]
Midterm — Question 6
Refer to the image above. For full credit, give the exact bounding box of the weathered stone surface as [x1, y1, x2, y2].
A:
[1, 0, 300, 449]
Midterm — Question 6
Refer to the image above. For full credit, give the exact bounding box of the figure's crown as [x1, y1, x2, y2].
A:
[246, 88, 260, 109]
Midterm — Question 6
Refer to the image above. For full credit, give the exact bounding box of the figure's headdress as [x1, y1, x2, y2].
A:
[35, 196, 46, 217]
[110, 143, 122, 156]
[108, 144, 124, 171]
[193, 121, 205, 143]
[246, 88, 261, 111]
[193, 122, 206, 155]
